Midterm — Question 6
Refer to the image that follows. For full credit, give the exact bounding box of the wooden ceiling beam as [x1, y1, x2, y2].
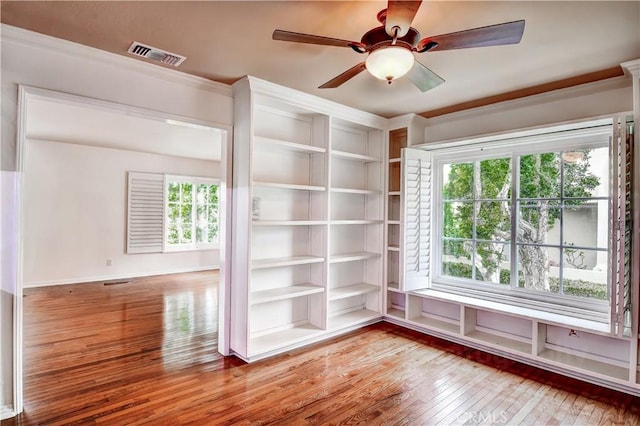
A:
[419, 66, 625, 119]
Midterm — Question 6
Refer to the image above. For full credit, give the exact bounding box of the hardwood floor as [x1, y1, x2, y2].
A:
[4, 271, 640, 425]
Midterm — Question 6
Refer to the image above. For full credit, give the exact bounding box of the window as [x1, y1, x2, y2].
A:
[165, 176, 219, 251]
[406, 117, 633, 327]
[441, 147, 609, 300]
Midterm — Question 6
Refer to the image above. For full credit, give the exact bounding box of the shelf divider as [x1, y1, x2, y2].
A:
[251, 284, 324, 304]
[331, 149, 380, 163]
[252, 255, 325, 269]
[329, 283, 379, 301]
[329, 252, 381, 264]
[253, 181, 326, 191]
[254, 136, 326, 153]
[252, 220, 327, 226]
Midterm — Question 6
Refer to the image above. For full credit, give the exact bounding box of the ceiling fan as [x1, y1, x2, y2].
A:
[273, 0, 525, 92]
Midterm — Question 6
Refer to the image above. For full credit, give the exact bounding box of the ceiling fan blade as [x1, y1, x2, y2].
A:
[318, 62, 367, 89]
[407, 61, 445, 92]
[385, 1, 422, 38]
[273, 29, 363, 49]
[417, 20, 525, 52]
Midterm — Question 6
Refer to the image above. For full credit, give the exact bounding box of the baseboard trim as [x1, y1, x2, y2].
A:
[23, 265, 219, 288]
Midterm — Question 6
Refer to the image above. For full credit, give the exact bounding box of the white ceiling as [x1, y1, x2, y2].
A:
[26, 98, 224, 161]
[3, 1, 639, 118]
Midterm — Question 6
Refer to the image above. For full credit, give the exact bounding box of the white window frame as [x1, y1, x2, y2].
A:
[164, 174, 220, 252]
[426, 120, 616, 322]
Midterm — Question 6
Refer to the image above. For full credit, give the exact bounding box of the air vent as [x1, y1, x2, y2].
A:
[127, 41, 186, 67]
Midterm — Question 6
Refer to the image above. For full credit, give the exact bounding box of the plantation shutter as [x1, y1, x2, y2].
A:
[610, 117, 633, 337]
[401, 148, 432, 291]
[127, 172, 165, 254]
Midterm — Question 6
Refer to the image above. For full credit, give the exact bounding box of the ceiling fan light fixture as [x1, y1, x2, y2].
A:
[365, 46, 414, 83]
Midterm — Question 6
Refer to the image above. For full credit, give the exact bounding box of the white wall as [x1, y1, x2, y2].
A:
[1, 25, 233, 416]
[24, 139, 220, 287]
[423, 77, 633, 144]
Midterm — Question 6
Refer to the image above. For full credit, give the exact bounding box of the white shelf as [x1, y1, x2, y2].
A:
[389, 158, 401, 163]
[539, 349, 630, 381]
[388, 245, 400, 251]
[255, 136, 326, 153]
[253, 181, 326, 191]
[331, 220, 383, 225]
[250, 323, 324, 356]
[331, 187, 381, 195]
[409, 314, 460, 334]
[329, 283, 379, 301]
[466, 329, 532, 354]
[387, 220, 400, 225]
[252, 256, 325, 269]
[388, 191, 400, 196]
[251, 284, 324, 305]
[328, 309, 381, 330]
[252, 220, 327, 226]
[386, 308, 405, 319]
[330, 252, 380, 264]
[331, 150, 380, 163]
[387, 282, 401, 291]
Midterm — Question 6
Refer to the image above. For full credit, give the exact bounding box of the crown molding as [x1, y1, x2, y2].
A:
[621, 59, 640, 77]
[236, 76, 387, 129]
[1, 24, 232, 98]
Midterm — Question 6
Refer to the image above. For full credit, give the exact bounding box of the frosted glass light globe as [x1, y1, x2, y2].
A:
[365, 47, 415, 82]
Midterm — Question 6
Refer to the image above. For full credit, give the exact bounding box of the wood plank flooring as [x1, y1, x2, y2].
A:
[4, 271, 640, 425]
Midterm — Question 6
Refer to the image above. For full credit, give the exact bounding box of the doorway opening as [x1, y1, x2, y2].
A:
[14, 86, 232, 413]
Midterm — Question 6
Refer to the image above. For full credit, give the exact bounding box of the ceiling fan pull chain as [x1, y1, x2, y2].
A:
[391, 26, 400, 46]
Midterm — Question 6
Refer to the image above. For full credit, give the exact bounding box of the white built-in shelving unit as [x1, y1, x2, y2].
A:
[230, 76, 387, 362]
[386, 127, 405, 321]
[228, 75, 640, 396]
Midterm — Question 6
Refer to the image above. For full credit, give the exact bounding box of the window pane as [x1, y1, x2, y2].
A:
[479, 158, 511, 199]
[197, 204, 207, 222]
[197, 184, 208, 204]
[519, 152, 560, 199]
[517, 244, 559, 293]
[562, 200, 608, 249]
[208, 206, 218, 223]
[477, 201, 510, 242]
[476, 242, 510, 285]
[181, 183, 193, 201]
[209, 185, 218, 203]
[207, 224, 218, 243]
[167, 225, 179, 244]
[167, 204, 179, 223]
[562, 249, 608, 300]
[443, 162, 473, 200]
[562, 147, 607, 198]
[442, 239, 472, 278]
[518, 201, 561, 246]
[443, 202, 473, 239]
[181, 203, 192, 220]
[181, 225, 192, 244]
[168, 182, 180, 202]
[563, 246, 606, 273]
[196, 226, 204, 243]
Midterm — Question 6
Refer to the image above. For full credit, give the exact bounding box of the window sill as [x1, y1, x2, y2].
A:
[411, 288, 613, 336]
[164, 245, 219, 253]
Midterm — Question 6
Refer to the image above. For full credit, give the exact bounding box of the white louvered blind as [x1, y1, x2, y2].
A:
[401, 148, 432, 291]
[127, 172, 164, 254]
[610, 117, 633, 337]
